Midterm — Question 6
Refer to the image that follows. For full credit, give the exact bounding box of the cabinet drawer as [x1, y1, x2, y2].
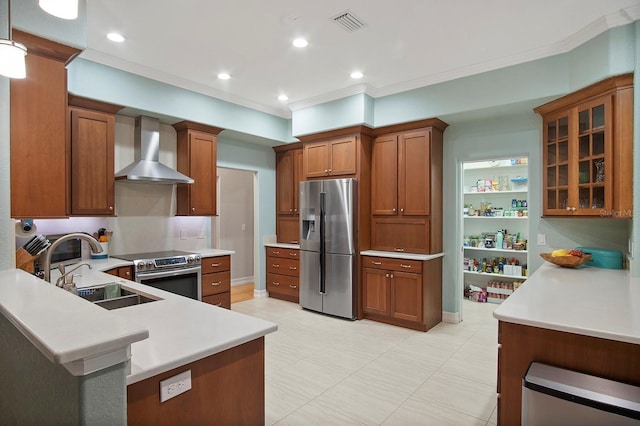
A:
[266, 247, 299, 259]
[363, 256, 422, 273]
[202, 271, 230, 296]
[266, 273, 299, 297]
[267, 257, 299, 277]
[202, 255, 230, 274]
[202, 292, 230, 309]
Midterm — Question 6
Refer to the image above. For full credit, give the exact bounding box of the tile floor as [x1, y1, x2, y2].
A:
[232, 297, 499, 425]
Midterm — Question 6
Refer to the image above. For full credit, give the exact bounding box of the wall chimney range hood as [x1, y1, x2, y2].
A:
[115, 116, 194, 184]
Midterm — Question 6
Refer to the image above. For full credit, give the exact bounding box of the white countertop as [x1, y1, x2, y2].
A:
[265, 243, 300, 249]
[197, 248, 235, 257]
[493, 263, 640, 345]
[3, 262, 277, 385]
[360, 250, 445, 261]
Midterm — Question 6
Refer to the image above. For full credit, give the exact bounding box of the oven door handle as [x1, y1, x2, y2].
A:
[136, 266, 202, 281]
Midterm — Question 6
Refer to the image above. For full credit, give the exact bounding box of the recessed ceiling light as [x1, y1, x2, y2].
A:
[107, 32, 125, 43]
[278, 94, 289, 101]
[217, 72, 231, 80]
[292, 38, 308, 48]
[350, 71, 363, 79]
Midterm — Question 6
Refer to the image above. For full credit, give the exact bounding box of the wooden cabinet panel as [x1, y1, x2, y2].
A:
[400, 130, 431, 216]
[371, 135, 398, 215]
[276, 216, 300, 244]
[274, 145, 303, 243]
[362, 267, 390, 316]
[371, 217, 430, 254]
[70, 108, 115, 215]
[127, 338, 265, 425]
[391, 271, 422, 322]
[362, 255, 442, 331]
[175, 122, 222, 216]
[535, 74, 633, 218]
[276, 151, 294, 214]
[202, 271, 231, 296]
[267, 257, 299, 277]
[266, 247, 300, 303]
[10, 32, 80, 218]
[202, 255, 231, 274]
[202, 293, 231, 309]
[104, 266, 133, 279]
[303, 136, 357, 178]
[266, 247, 299, 259]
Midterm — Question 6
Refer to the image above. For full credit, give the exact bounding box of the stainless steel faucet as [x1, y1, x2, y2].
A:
[42, 233, 103, 283]
[54, 262, 92, 288]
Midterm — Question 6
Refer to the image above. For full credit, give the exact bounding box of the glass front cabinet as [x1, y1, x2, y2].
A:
[535, 74, 633, 218]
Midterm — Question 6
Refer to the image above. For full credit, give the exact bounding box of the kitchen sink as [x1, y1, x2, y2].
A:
[77, 283, 159, 310]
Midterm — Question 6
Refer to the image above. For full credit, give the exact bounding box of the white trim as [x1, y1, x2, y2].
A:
[231, 277, 253, 286]
[253, 289, 268, 299]
[63, 346, 131, 376]
[442, 311, 461, 324]
[288, 83, 376, 111]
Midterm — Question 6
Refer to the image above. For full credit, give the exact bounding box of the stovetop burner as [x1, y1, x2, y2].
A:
[111, 250, 196, 262]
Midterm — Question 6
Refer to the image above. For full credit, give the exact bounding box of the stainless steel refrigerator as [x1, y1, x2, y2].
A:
[299, 178, 357, 319]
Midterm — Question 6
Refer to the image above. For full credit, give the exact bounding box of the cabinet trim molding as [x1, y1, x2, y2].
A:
[68, 94, 124, 114]
[12, 29, 81, 64]
[172, 120, 224, 135]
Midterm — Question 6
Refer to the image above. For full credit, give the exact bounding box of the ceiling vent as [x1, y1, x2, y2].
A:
[332, 10, 366, 32]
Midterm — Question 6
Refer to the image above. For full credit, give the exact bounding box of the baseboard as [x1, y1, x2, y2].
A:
[442, 311, 461, 324]
[253, 289, 268, 298]
[231, 277, 253, 286]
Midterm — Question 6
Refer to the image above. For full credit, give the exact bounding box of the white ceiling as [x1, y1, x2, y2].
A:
[80, 0, 640, 118]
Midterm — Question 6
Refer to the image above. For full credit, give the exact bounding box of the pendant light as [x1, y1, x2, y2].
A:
[0, 0, 27, 79]
[39, 0, 78, 20]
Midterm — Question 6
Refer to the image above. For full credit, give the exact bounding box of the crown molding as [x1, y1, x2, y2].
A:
[287, 83, 377, 111]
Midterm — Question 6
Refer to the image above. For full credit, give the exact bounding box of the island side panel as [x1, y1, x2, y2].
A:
[498, 321, 640, 426]
[127, 337, 265, 425]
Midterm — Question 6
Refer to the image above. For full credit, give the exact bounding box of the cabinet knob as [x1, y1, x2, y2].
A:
[109, 206, 113, 211]
[125, 271, 131, 276]
[289, 209, 293, 212]
[192, 207, 196, 212]
[572, 207, 577, 212]
[386, 273, 389, 278]
[328, 168, 332, 173]
[390, 273, 394, 278]
[324, 169, 329, 173]
[294, 208, 297, 212]
[392, 208, 396, 212]
[400, 208, 404, 213]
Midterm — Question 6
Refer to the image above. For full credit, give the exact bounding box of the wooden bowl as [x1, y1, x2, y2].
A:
[540, 252, 592, 268]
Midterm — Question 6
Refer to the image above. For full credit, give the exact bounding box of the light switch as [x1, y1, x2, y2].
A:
[537, 234, 546, 245]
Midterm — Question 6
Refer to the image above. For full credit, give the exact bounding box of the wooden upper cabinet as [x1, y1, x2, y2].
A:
[535, 74, 633, 218]
[372, 129, 431, 217]
[174, 122, 223, 216]
[69, 96, 123, 216]
[10, 31, 80, 218]
[303, 136, 357, 178]
[276, 147, 303, 215]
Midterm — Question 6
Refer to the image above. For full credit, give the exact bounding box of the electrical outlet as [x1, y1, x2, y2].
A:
[160, 370, 191, 402]
[241, 223, 247, 232]
[537, 234, 546, 246]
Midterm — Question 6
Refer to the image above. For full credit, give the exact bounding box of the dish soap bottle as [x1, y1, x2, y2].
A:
[496, 230, 504, 251]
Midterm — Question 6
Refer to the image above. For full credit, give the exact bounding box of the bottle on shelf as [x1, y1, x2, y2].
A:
[496, 230, 503, 250]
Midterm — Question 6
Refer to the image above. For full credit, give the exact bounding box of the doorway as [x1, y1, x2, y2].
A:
[216, 168, 255, 294]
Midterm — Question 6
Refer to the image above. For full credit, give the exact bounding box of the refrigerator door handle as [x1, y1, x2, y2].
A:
[319, 192, 326, 295]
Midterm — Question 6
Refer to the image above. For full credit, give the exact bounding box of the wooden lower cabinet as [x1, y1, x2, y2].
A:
[201, 255, 231, 309]
[105, 266, 133, 280]
[497, 321, 640, 426]
[362, 255, 441, 331]
[127, 337, 265, 425]
[265, 246, 299, 303]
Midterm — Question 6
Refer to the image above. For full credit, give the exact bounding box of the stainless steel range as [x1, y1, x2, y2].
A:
[111, 250, 202, 300]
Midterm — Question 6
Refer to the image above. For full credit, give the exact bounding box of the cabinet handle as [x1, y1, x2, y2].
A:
[497, 343, 502, 349]
[328, 168, 332, 173]
[324, 169, 329, 173]
[272, 264, 280, 268]
[566, 206, 577, 212]
[211, 281, 222, 286]
[372, 261, 382, 265]
[125, 271, 131, 276]
[400, 264, 411, 269]
[291, 240, 298, 244]
[289, 284, 297, 289]
[211, 263, 221, 267]
[289, 252, 298, 257]
[272, 250, 280, 254]
[392, 208, 396, 212]
[272, 282, 280, 286]
[289, 266, 297, 270]
[109, 206, 113, 211]
[214, 303, 222, 307]
[394, 248, 405, 252]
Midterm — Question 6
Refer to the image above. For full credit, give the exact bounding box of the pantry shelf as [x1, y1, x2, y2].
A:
[463, 247, 528, 254]
[463, 270, 527, 280]
[464, 190, 528, 195]
[464, 216, 528, 220]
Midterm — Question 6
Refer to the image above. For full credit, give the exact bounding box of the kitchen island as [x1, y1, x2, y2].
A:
[493, 263, 640, 425]
[0, 263, 277, 425]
